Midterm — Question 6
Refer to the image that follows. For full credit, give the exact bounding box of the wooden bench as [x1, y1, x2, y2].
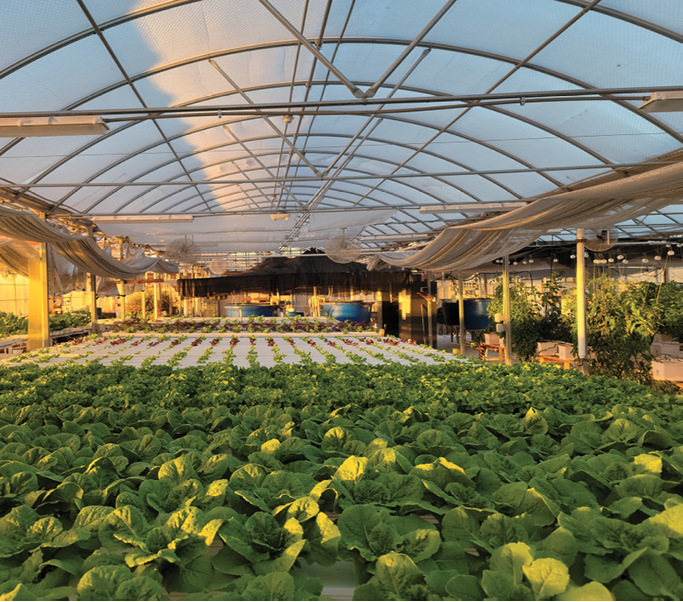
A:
[538, 353, 575, 370]
[477, 343, 505, 362]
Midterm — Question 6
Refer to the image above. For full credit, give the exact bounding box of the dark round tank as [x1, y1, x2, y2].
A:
[328, 302, 371, 323]
[463, 298, 491, 330]
[224, 304, 278, 318]
[441, 301, 460, 326]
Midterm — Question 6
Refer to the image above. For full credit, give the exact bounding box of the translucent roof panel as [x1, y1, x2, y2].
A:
[1, 0, 683, 251]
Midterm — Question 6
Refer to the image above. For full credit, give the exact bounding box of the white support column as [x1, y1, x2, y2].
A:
[119, 241, 126, 321]
[153, 282, 160, 320]
[576, 229, 587, 368]
[27, 240, 50, 351]
[141, 289, 146, 321]
[458, 271, 465, 356]
[426, 272, 434, 348]
[90, 274, 98, 334]
[503, 255, 512, 366]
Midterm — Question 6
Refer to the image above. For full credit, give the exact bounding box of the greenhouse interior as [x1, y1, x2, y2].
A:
[1, 1, 683, 601]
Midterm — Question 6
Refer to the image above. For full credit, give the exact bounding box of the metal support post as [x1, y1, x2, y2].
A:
[426, 272, 434, 348]
[576, 229, 587, 371]
[141, 289, 146, 321]
[458, 271, 465, 356]
[503, 256, 512, 366]
[27, 240, 50, 351]
[90, 274, 99, 334]
[153, 282, 160, 320]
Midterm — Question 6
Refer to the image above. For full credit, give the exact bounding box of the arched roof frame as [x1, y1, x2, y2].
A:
[152, 160, 466, 219]
[88, 146, 482, 217]
[1, 1, 682, 246]
[82, 128, 526, 216]
[4, 37, 680, 205]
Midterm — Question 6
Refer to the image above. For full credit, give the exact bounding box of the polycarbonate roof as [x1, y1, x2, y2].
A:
[1, 0, 683, 252]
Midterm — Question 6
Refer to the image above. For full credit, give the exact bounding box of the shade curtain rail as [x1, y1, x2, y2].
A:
[0, 206, 178, 279]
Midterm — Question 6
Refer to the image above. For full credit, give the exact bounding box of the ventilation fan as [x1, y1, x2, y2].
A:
[209, 257, 230, 275]
[325, 228, 362, 264]
[585, 227, 619, 252]
[165, 236, 202, 265]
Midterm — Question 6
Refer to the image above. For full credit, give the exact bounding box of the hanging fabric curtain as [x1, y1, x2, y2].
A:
[0, 205, 178, 278]
[373, 162, 683, 271]
[0, 239, 36, 277]
[457, 161, 683, 232]
[367, 229, 540, 272]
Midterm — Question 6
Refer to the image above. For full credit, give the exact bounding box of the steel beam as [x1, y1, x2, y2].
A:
[257, 0, 364, 98]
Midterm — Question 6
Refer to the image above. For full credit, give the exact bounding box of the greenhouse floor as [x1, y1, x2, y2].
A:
[2, 332, 459, 369]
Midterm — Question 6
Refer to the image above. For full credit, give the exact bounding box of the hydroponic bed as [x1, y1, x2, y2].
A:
[1, 334, 454, 369]
[0, 360, 680, 601]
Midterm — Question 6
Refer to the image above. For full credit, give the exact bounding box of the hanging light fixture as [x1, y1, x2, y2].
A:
[655, 255, 662, 261]
[617, 254, 624, 260]
[668, 249, 676, 256]
[623, 259, 629, 264]
[570, 253, 576, 259]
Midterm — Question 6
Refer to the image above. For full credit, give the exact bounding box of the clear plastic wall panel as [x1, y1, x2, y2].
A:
[0, 37, 121, 112]
[486, 172, 562, 199]
[326, 183, 385, 202]
[422, 137, 523, 173]
[647, 112, 683, 142]
[76, 85, 143, 113]
[344, 0, 442, 40]
[84, 0, 175, 25]
[36, 133, 158, 192]
[0, 134, 113, 186]
[399, 153, 470, 176]
[545, 168, 619, 190]
[533, 12, 683, 89]
[395, 108, 469, 131]
[501, 102, 679, 164]
[455, 108, 599, 168]
[103, 0, 292, 76]
[133, 64, 231, 111]
[641, 214, 679, 226]
[179, 149, 254, 174]
[323, 44, 438, 91]
[170, 127, 236, 156]
[439, 174, 519, 201]
[40, 121, 167, 190]
[401, 51, 511, 98]
[600, 0, 683, 36]
[306, 113, 370, 138]
[346, 157, 403, 177]
[121, 179, 191, 214]
[404, 175, 477, 202]
[376, 181, 442, 206]
[362, 188, 422, 207]
[207, 47, 315, 97]
[211, 243, 282, 252]
[492, 68, 582, 97]
[426, 0, 579, 60]
[25, 186, 78, 203]
[0, 1, 91, 72]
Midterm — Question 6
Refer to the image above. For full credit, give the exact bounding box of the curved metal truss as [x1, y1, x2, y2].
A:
[2, 0, 683, 247]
